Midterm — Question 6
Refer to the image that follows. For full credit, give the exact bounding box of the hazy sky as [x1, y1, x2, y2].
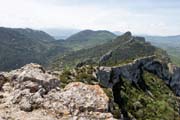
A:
[0, 0, 179, 35]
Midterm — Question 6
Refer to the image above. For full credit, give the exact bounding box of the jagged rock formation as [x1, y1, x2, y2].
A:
[0, 63, 115, 120]
[96, 55, 180, 95]
[96, 56, 156, 88]
[96, 56, 180, 119]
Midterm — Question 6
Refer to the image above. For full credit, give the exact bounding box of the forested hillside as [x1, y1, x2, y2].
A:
[0, 27, 70, 71]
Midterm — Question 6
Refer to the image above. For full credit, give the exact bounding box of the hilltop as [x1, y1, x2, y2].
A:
[60, 30, 117, 50]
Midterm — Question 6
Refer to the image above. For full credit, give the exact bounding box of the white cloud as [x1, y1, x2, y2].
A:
[0, 0, 179, 35]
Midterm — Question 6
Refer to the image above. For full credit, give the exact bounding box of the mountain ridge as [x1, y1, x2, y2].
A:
[51, 31, 170, 70]
[0, 27, 180, 119]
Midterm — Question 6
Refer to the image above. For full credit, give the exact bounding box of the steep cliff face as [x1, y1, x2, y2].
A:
[96, 56, 180, 96]
[96, 56, 155, 88]
[96, 56, 180, 119]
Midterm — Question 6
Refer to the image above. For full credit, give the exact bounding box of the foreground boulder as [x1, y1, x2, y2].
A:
[43, 82, 114, 119]
[0, 63, 115, 120]
[2, 63, 60, 93]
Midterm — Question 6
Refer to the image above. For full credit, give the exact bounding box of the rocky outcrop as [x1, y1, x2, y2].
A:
[43, 82, 113, 119]
[2, 63, 60, 93]
[96, 56, 156, 89]
[96, 56, 180, 119]
[96, 55, 180, 95]
[0, 63, 115, 120]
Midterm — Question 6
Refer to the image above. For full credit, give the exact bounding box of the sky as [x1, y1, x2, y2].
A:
[0, 0, 179, 36]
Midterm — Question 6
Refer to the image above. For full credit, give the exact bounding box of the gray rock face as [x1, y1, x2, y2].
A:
[0, 63, 115, 120]
[97, 56, 155, 90]
[96, 56, 180, 119]
[168, 64, 180, 96]
[97, 67, 113, 88]
[96, 56, 180, 96]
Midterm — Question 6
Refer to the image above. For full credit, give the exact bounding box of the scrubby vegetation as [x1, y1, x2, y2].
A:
[59, 65, 98, 88]
[119, 71, 179, 120]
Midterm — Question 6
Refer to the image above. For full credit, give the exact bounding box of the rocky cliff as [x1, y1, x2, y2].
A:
[96, 56, 180, 119]
[96, 55, 180, 96]
[0, 63, 115, 120]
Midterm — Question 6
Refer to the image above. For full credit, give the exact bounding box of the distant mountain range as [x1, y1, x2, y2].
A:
[60, 30, 117, 50]
[0, 27, 179, 71]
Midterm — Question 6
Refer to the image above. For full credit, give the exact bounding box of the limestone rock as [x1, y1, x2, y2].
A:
[96, 55, 180, 96]
[96, 56, 155, 90]
[3, 63, 60, 93]
[0, 64, 116, 119]
[43, 82, 113, 119]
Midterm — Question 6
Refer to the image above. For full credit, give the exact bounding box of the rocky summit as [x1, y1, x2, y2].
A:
[0, 63, 115, 120]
